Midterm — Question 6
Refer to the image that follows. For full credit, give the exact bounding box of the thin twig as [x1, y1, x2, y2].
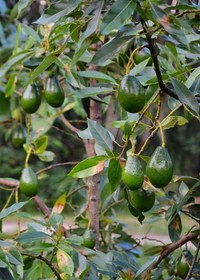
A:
[60, 114, 80, 133]
[32, 196, 51, 218]
[36, 162, 78, 175]
[22, 253, 62, 280]
[185, 237, 200, 280]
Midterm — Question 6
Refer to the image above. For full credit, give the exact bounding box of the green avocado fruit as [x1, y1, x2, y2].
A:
[12, 125, 26, 148]
[44, 75, 64, 108]
[122, 155, 144, 190]
[177, 257, 189, 279]
[146, 146, 173, 188]
[21, 84, 41, 114]
[118, 75, 146, 113]
[129, 188, 155, 212]
[82, 229, 95, 249]
[19, 167, 39, 197]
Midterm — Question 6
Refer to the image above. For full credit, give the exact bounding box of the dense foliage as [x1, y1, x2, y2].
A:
[0, 0, 199, 279]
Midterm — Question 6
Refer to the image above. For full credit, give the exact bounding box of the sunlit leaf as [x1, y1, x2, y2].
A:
[0, 202, 27, 219]
[35, 136, 48, 154]
[52, 194, 66, 214]
[57, 249, 74, 276]
[68, 156, 108, 178]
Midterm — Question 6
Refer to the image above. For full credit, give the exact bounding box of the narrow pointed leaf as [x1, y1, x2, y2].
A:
[0, 202, 27, 219]
[16, 231, 50, 243]
[168, 214, 182, 242]
[170, 77, 199, 115]
[101, 0, 136, 35]
[73, 87, 113, 98]
[77, 71, 116, 84]
[108, 159, 122, 191]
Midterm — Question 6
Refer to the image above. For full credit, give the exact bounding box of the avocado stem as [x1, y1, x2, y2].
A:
[158, 120, 165, 147]
[125, 46, 142, 75]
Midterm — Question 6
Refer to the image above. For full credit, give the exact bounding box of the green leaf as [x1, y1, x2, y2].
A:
[162, 116, 188, 129]
[185, 66, 200, 89]
[149, 2, 167, 23]
[108, 159, 122, 192]
[129, 58, 150, 76]
[38, 151, 55, 162]
[16, 231, 50, 243]
[0, 51, 34, 77]
[57, 249, 74, 276]
[135, 256, 159, 277]
[77, 71, 116, 84]
[73, 87, 113, 98]
[187, 204, 200, 219]
[5, 74, 16, 97]
[35, 136, 48, 155]
[0, 268, 14, 280]
[0, 202, 27, 219]
[6, 249, 23, 265]
[101, 0, 136, 35]
[21, 24, 42, 43]
[91, 34, 133, 65]
[71, 38, 92, 66]
[68, 156, 108, 178]
[52, 194, 66, 214]
[168, 214, 182, 242]
[170, 76, 199, 115]
[26, 54, 58, 85]
[35, 0, 81, 24]
[18, 0, 34, 16]
[88, 119, 113, 152]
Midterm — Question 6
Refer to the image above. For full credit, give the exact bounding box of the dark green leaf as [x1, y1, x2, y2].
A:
[101, 0, 136, 35]
[170, 77, 199, 115]
[6, 249, 23, 265]
[21, 24, 42, 43]
[0, 202, 27, 219]
[73, 87, 113, 98]
[91, 34, 133, 65]
[68, 156, 108, 178]
[108, 159, 122, 191]
[187, 204, 200, 219]
[135, 256, 159, 277]
[0, 268, 14, 280]
[16, 231, 50, 243]
[26, 54, 58, 85]
[77, 71, 116, 84]
[35, 0, 81, 24]
[149, 2, 167, 23]
[18, 0, 34, 17]
[88, 119, 113, 152]
[168, 214, 182, 242]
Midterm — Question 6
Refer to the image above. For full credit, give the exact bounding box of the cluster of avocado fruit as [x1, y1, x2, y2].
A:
[20, 75, 65, 114]
[118, 74, 173, 213]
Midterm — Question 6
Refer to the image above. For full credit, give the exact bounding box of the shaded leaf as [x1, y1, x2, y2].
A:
[0, 202, 27, 219]
[91, 34, 133, 65]
[168, 214, 182, 242]
[68, 156, 108, 178]
[73, 86, 113, 98]
[35, 0, 81, 24]
[16, 231, 50, 243]
[52, 194, 66, 214]
[26, 54, 58, 85]
[5, 74, 16, 97]
[101, 0, 136, 35]
[18, 0, 34, 17]
[149, 2, 167, 23]
[0, 268, 14, 280]
[88, 119, 113, 152]
[57, 249, 74, 276]
[135, 256, 159, 277]
[108, 159, 122, 191]
[187, 204, 200, 219]
[77, 71, 116, 84]
[170, 76, 199, 115]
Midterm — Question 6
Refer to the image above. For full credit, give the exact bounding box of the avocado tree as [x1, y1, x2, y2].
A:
[0, 0, 200, 279]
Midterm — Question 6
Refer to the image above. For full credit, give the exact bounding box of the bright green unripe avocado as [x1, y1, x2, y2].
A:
[21, 84, 41, 114]
[146, 146, 173, 188]
[129, 188, 155, 212]
[122, 155, 144, 190]
[118, 75, 146, 113]
[12, 126, 26, 148]
[177, 257, 189, 279]
[19, 167, 39, 197]
[44, 75, 64, 108]
[82, 229, 95, 249]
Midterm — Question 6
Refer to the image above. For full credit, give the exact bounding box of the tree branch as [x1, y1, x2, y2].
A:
[36, 161, 78, 175]
[150, 229, 200, 270]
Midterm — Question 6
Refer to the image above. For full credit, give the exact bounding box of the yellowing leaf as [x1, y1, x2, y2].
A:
[57, 249, 74, 276]
[52, 194, 66, 214]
